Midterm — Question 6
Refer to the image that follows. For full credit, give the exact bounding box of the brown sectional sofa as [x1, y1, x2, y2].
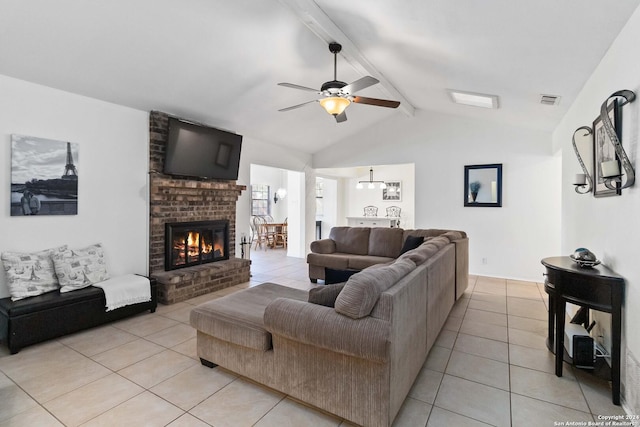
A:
[308, 226, 469, 299]
[190, 228, 468, 427]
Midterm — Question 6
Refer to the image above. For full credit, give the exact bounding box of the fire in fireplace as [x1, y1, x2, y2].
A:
[165, 220, 229, 270]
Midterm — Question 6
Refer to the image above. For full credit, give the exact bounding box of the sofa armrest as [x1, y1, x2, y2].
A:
[264, 298, 390, 362]
[310, 239, 336, 254]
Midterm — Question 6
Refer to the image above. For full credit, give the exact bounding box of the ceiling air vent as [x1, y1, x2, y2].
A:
[540, 94, 560, 106]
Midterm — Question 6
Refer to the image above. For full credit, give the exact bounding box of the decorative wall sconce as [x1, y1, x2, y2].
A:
[572, 89, 635, 196]
[572, 126, 593, 194]
[599, 90, 635, 191]
[273, 188, 287, 204]
[356, 167, 387, 190]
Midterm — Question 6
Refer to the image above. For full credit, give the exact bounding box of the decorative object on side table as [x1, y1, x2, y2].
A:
[569, 248, 600, 268]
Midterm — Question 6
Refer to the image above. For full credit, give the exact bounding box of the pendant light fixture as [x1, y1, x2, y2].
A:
[356, 167, 386, 190]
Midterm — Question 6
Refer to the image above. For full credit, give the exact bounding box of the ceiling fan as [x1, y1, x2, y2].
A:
[278, 42, 400, 123]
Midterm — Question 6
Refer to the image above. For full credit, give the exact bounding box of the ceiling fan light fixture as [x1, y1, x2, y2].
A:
[319, 97, 350, 116]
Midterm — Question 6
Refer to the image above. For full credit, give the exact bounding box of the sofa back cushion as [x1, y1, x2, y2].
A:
[398, 236, 452, 266]
[367, 228, 404, 258]
[308, 282, 346, 308]
[335, 258, 416, 319]
[403, 229, 467, 243]
[329, 227, 371, 255]
[398, 243, 439, 266]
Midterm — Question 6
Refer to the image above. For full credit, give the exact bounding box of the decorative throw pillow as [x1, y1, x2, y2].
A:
[308, 282, 346, 308]
[335, 258, 416, 319]
[1, 245, 68, 301]
[399, 235, 424, 256]
[324, 268, 359, 285]
[52, 243, 110, 292]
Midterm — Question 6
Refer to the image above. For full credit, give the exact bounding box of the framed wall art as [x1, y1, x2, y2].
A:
[382, 181, 401, 201]
[464, 164, 502, 207]
[592, 100, 621, 197]
[10, 134, 79, 216]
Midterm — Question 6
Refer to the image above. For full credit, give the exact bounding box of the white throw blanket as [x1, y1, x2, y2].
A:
[93, 274, 151, 312]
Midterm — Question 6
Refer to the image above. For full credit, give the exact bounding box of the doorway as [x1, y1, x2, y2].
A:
[249, 164, 305, 259]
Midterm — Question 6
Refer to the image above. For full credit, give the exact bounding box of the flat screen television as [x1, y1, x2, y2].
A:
[163, 117, 242, 180]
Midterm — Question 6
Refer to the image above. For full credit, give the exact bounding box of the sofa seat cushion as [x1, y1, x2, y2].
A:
[306, 253, 351, 271]
[0, 286, 105, 317]
[347, 255, 395, 271]
[335, 258, 417, 319]
[190, 283, 307, 351]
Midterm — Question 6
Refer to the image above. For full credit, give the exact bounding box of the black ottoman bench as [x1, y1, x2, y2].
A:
[0, 278, 157, 354]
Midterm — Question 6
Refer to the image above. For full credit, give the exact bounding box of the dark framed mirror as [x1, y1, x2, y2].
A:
[464, 164, 502, 207]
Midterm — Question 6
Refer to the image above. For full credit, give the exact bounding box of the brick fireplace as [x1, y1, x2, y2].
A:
[148, 111, 250, 304]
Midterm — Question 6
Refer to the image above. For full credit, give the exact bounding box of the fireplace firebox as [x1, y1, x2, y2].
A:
[165, 220, 229, 271]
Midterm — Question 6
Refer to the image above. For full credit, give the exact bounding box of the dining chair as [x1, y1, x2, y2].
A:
[252, 216, 271, 250]
[275, 218, 288, 249]
[249, 216, 258, 247]
[363, 206, 378, 217]
[386, 206, 401, 218]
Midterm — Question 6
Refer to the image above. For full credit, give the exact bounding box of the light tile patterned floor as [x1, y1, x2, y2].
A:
[0, 250, 625, 426]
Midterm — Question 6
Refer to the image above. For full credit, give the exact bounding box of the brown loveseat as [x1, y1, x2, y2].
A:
[190, 230, 468, 427]
[308, 227, 469, 298]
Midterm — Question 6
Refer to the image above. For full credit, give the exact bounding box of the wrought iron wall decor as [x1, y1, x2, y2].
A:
[593, 100, 621, 197]
[572, 126, 593, 194]
[599, 90, 635, 191]
[571, 89, 636, 196]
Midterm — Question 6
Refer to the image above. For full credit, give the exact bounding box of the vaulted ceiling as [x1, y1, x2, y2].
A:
[1, 0, 638, 153]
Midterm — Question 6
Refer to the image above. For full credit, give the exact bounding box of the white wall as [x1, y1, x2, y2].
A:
[553, 4, 640, 412]
[313, 110, 561, 281]
[0, 75, 149, 298]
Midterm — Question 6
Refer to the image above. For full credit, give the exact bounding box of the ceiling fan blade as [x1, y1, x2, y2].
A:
[352, 96, 400, 108]
[278, 82, 321, 93]
[341, 76, 379, 95]
[278, 99, 318, 112]
[335, 111, 347, 123]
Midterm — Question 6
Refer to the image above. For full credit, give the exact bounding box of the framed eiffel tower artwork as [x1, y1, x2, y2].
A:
[10, 134, 78, 216]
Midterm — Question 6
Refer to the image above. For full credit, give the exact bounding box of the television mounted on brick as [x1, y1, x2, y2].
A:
[164, 117, 242, 180]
